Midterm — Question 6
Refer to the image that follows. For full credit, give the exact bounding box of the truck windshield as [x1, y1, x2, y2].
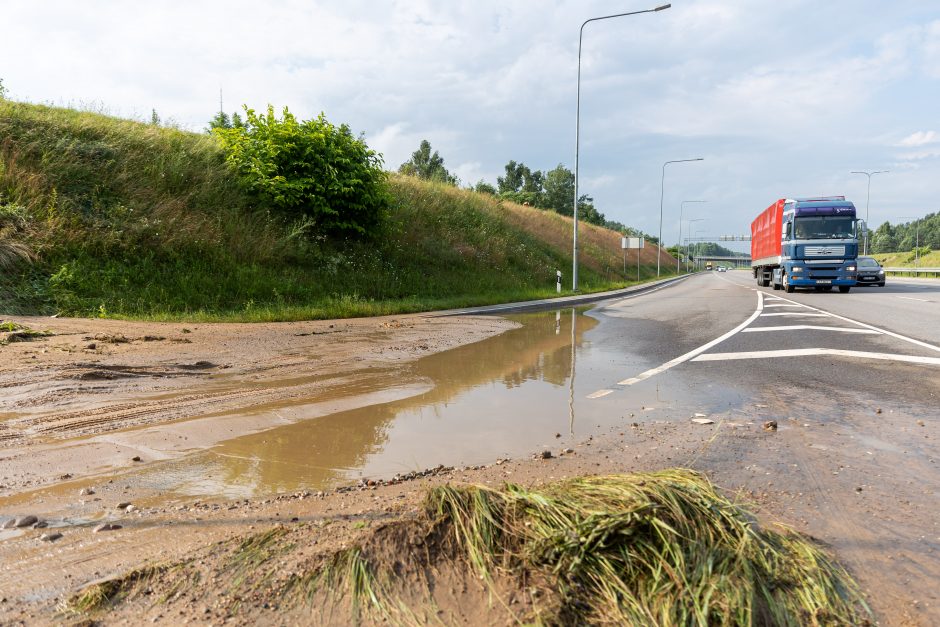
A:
[793, 216, 855, 239]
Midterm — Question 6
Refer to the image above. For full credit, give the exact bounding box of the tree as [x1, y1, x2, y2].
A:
[543, 164, 574, 215]
[150, 109, 160, 126]
[576, 194, 606, 226]
[497, 161, 545, 206]
[473, 180, 497, 195]
[214, 105, 389, 238]
[0, 77, 6, 100]
[398, 140, 457, 185]
[208, 110, 232, 131]
[870, 222, 898, 253]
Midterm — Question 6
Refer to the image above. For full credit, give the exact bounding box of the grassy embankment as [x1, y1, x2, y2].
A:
[872, 250, 940, 268]
[0, 101, 673, 321]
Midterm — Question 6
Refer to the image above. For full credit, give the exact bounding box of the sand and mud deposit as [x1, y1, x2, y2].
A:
[0, 309, 938, 624]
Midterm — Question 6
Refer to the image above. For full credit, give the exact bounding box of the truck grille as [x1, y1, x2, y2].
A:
[805, 245, 845, 256]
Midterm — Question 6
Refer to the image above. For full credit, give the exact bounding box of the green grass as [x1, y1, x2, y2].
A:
[0, 100, 674, 320]
[426, 470, 871, 625]
[872, 250, 940, 268]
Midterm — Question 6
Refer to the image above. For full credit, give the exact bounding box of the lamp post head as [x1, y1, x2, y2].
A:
[654, 4, 671, 10]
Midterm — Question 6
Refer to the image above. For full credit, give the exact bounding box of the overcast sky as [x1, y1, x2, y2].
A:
[3, 0, 939, 250]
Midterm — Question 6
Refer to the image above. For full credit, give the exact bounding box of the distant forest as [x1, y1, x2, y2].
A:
[870, 213, 939, 253]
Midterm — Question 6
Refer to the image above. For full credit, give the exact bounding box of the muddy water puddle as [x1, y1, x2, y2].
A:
[2, 309, 747, 510]
[112, 309, 744, 500]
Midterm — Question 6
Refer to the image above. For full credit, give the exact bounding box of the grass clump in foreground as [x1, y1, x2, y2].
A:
[65, 471, 866, 625]
[426, 470, 871, 625]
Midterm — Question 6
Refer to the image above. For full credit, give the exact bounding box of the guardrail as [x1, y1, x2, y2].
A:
[883, 267, 940, 278]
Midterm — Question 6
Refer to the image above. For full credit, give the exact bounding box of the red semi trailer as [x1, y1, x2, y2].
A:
[751, 197, 860, 293]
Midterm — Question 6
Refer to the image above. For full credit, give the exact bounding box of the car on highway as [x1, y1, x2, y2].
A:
[717, 266, 727, 272]
[855, 256, 885, 287]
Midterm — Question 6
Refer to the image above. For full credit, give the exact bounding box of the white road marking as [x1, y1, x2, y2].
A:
[586, 389, 614, 399]
[692, 348, 940, 366]
[742, 325, 880, 334]
[760, 312, 831, 317]
[763, 303, 807, 308]
[897, 296, 930, 302]
[617, 291, 765, 386]
[768, 293, 940, 354]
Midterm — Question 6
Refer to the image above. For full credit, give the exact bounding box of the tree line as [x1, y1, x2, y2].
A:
[870, 213, 939, 254]
[397, 139, 648, 239]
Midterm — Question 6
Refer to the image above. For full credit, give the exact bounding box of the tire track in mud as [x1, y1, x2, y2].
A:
[0, 369, 400, 447]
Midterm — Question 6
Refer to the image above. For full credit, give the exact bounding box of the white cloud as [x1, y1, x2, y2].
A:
[897, 131, 938, 147]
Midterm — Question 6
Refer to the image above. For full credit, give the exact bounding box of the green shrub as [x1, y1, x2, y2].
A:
[214, 106, 389, 238]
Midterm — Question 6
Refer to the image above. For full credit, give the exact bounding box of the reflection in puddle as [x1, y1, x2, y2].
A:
[167, 309, 602, 497]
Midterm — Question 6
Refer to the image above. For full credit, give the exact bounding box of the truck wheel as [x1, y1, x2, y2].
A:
[839, 286, 851, 293]
[783, 273, 794, 293]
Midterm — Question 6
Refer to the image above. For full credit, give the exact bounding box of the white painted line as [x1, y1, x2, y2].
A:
[760, 312, 831, 317]
[897, 296, 930, 302]
[586, 389, 614, 399]
[769, 293, 940, 354]
[742, 325, 880, 334]
[618, 291, 765, 386]
[763, 303, 807, 308]
[692, 348, 940, 366]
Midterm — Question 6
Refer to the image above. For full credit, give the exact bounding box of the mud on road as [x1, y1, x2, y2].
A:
[0, 311, 938, 625]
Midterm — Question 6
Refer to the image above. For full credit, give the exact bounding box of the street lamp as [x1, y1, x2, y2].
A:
[686, 218, 704, 272]
[678, 200, 706, 273]
[850, 169, 888, 255]
[572, 3, 671, 291]
[898, 216, 921, 267]
[658, 158, 704, 276]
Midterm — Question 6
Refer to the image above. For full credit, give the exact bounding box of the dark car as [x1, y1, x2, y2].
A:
[856, 256, 885, 287]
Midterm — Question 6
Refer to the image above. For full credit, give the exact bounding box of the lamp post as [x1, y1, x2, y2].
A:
[658, 158, 704, 276]
[850, 170, 888, 255]
[572, 3, 671, 291]
[898, 216, 921, 267]
[686, 218, 704, 272]
[678, 201, 706, 273]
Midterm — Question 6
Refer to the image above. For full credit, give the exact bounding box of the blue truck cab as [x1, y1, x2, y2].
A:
[773, 197, 860, 293]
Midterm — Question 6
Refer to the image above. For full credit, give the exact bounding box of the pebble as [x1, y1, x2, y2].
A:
[94, 522, 123, 533]
[540, 450, 553, 459]
[1, 519, 15, 530]
[117, 502, 132, 510]
[131, 456, 142, 462]
[762, 420, 778, 432]
[80, 487, 95, 496]
[33, 520, 48, 529]
[14, 515, 38, 528]
[40, 532, 63, 542]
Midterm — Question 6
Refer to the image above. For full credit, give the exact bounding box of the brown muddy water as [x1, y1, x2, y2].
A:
[93, 309, 744, 501]
[2, 309, 746, 510]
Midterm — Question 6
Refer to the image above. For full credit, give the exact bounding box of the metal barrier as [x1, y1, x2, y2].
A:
[883, 267, 940, 278]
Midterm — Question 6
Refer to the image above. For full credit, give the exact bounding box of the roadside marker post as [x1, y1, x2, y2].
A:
[556, 270, 562, 294]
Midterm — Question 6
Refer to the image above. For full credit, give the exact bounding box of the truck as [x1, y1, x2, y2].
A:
[751, 197, 860, 293]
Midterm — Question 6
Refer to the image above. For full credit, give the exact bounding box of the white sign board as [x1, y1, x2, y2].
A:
[622, 237, 644, 249]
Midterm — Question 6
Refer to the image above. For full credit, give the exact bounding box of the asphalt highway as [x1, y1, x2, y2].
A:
[580, 271, 940, 623]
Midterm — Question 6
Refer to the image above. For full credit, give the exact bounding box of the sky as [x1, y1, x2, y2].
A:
[3, 0, 939, 251]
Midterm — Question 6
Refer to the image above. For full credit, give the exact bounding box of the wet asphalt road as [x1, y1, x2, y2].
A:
[588, 270, 940, 408]
[587, 270, 940, 623]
